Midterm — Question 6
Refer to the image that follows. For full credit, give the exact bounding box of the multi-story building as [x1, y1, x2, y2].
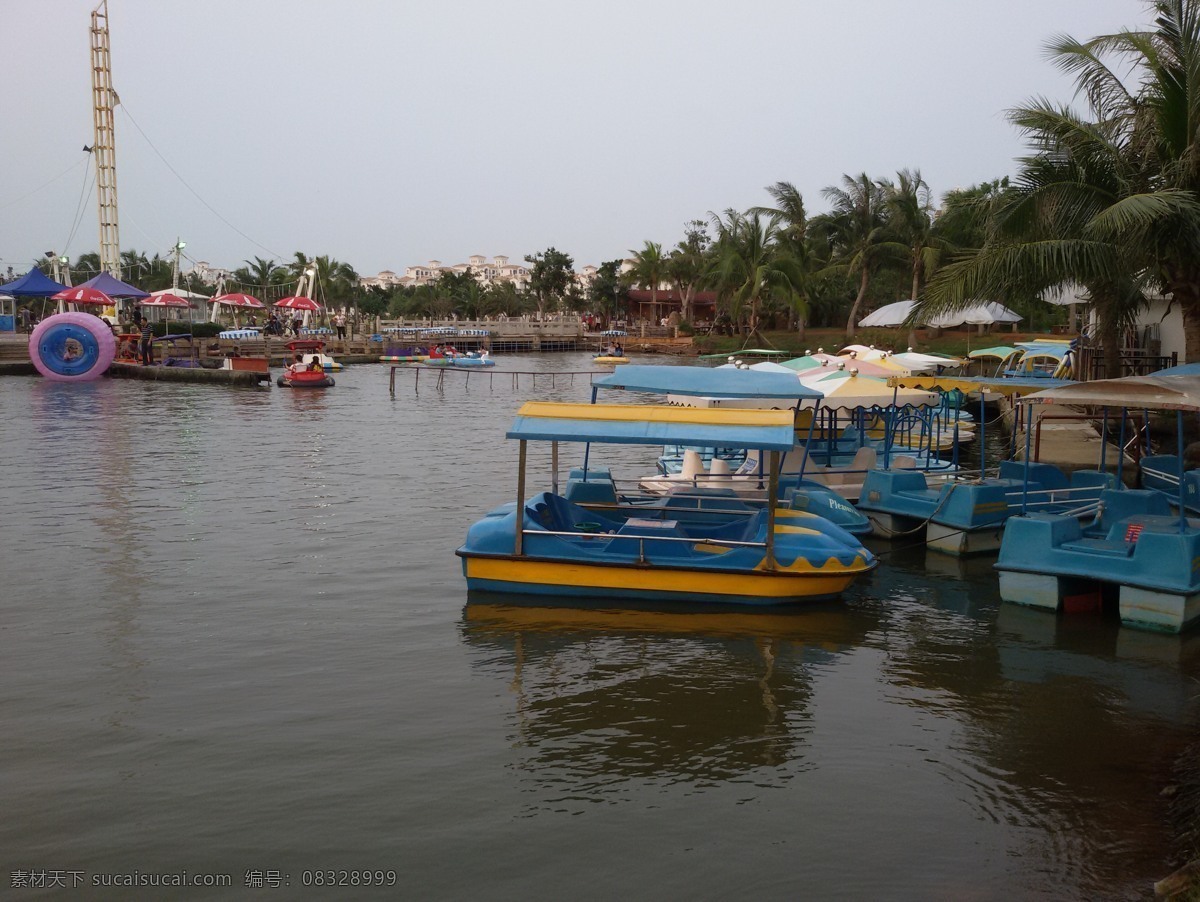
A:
[360, 255, 538, 291]
[188, 261, 234, 286]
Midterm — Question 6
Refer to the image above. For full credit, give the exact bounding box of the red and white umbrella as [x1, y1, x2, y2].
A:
[139, 292, 192, 308]
[274, 295, 322, 311]
[52, 286, 115, 306]
[212, 292, 266, 309]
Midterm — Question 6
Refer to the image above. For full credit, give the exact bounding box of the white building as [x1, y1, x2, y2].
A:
[188, 261, 234, 286]
[360, 254, 604, 293]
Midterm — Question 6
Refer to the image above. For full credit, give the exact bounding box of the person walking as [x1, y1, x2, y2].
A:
[139, 316, 154, 366]
[334, 312, 347, 341]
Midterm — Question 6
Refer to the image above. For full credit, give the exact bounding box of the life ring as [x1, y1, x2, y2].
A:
[29, 312, 116, 382]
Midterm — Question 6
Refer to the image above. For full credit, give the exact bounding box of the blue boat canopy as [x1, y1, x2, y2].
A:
[507, 402, 798, 450]
[593, 364, 821, 400]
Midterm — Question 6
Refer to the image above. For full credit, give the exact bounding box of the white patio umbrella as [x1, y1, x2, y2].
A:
[927, 302, 1021, 328]
[858, 300, 918, 327]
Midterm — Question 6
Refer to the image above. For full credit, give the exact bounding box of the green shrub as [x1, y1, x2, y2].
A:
[150, 321, 222, 338]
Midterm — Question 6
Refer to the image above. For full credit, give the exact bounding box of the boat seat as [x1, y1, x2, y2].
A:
[824, 447, 877, 484]
[1059, 537, 1137, 557]
[681, 450, 704, 480]
[889, 455, 918, 471]
[709, 458, 732, 477]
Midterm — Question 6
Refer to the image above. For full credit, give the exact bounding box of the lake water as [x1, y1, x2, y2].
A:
[2, 353, 1198, 900]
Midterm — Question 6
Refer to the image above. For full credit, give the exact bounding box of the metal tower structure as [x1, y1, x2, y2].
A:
[90, 0, 121, 279]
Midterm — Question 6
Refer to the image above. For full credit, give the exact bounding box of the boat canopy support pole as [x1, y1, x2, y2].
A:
[1021, 401, 1034, 515]
[515, 440, 527, 555]
[765, 450, 779, 570]
[798, 400, 819, 480]
[551, 441, 559, 496]
[1179, 410, 1187, 533]
[1117, 409, 1128, 485]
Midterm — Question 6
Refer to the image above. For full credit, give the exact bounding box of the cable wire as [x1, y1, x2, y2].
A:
[118, 104, 285, 260]
[0, 156, 88, 213]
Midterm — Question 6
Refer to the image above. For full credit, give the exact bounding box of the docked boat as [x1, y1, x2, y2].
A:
[996, 373, 1200, 633]
[858, 373, 1112, 554]
[457, 402, 876, 604]
[590, 365, 871, 532]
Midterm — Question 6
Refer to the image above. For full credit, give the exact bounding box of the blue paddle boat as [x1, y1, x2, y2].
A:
[996, 374, 1200, 633]
[457, 402, 876, 604]
[858, 374, 1119, 554]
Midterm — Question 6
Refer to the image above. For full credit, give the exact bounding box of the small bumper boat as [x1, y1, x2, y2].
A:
[277, 367, 335, 388]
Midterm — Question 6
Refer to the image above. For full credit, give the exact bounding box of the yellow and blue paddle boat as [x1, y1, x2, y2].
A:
[456, 402, 876, 604]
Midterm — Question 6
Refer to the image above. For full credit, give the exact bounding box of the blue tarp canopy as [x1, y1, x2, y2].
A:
[78, 272, 149, 299]
[0, 268, 68, 297]
[593, 364, 821, 400]
[507, 402, 798, 451]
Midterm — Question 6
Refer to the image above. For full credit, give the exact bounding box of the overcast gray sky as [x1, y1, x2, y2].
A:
[1, 0, 1147, 279]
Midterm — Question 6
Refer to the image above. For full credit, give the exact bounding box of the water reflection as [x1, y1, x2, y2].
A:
[461, 596, 870, 801]
[872, 546, 1200, 895]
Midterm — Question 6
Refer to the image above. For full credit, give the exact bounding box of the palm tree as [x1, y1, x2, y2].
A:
[751, 181, 811, 335]
[1039, 0, 1200, 360]
[814, 173, 906, 339]
[625, 241, 668, 323]
[880, 169, 949, 346]
[924, 2, 1200, 372]
[665, 222, 711, 325]
[708, 209, 805, 339]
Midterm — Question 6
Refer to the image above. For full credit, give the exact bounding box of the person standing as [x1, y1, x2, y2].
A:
[334, 311, 347, 341]
[292, 314, 303, 337]
[139, 317, 154, 366]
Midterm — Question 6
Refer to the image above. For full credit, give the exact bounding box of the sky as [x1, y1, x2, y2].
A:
[0, 0, 1149, 280]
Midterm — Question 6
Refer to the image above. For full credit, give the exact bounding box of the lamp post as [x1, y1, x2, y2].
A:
[171, 239, 185, 291]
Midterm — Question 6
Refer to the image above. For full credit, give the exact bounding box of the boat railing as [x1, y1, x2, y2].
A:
[1001, 484, 1107, 512]
[578, 499, 761, 517]
[521, 527, 770, 564]
[1141, 464, 1180, 487]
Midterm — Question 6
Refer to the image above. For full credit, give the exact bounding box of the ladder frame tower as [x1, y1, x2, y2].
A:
[90, 0, 121, 279]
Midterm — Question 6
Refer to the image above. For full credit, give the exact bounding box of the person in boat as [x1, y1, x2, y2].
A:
[289, 353, 305, 373]
[308, 356, 323, 372]
[614, 343, 624, 357]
